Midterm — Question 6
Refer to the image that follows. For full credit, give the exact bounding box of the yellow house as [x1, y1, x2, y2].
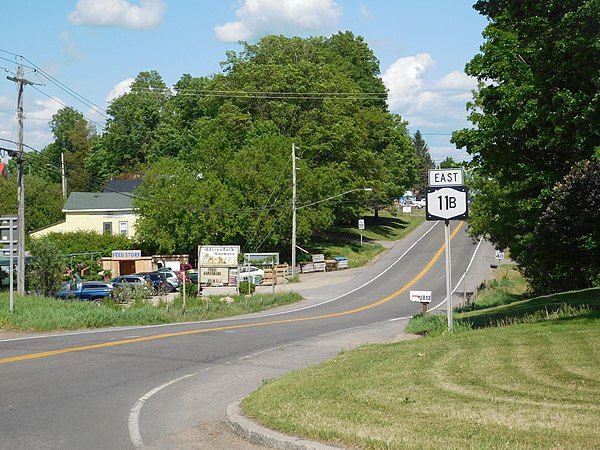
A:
[30, 192, 138, 239]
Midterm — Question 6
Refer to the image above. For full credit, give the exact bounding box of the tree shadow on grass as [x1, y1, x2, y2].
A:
[458, 288, 600, 329]
[330, 216, 413, 240]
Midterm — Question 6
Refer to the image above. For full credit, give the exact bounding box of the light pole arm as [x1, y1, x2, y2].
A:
[296, 188, 372, 210]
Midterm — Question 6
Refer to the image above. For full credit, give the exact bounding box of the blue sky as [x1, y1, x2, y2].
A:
[0, 0, 488, 165]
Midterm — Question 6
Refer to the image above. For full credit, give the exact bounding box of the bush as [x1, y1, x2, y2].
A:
[238, 281, 256, 294]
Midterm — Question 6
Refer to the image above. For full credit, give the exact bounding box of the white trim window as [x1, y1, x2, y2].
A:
[119, 221, 128, 236]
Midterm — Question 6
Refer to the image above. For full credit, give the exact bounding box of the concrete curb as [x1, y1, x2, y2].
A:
[226, 401, 345, 450]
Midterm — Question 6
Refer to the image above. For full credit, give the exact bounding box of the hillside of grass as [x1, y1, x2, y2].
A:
[300, 210, 425, 268]
[242, 269, 600, 449]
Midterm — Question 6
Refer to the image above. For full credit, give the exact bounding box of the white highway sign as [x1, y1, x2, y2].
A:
[428, 168, 464, 187]
[426, 186, 469, 221]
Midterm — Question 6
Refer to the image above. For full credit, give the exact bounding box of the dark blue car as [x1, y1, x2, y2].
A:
[56, 281, 114, 302]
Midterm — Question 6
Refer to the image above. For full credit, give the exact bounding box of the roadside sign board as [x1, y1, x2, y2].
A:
[428, 168, 464, 187]
[426, 186, 468, 221]
[410, 290, 432, 303]
[495, 250, 505, 260]
[358, 219, 365, 230]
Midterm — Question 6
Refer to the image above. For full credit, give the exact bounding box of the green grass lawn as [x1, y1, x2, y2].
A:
[0, 291, 302, 332]
[242, 272, 600, 449]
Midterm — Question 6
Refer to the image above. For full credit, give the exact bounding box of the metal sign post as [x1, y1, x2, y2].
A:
[444, 220, 452, 329]
[9, 217, 15, 313]
[358, 219, 365, 246]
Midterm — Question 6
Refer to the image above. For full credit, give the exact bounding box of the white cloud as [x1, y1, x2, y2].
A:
[382, 53, 434, 111]
[106, 78, 134, 103]
[435, 70, 477, 91]
[382, 54, 478, 164]
[68, 0, 165, 30]
[215, 0, 343, 42]
[28, 97, 63, 122]
[59, 31, 82, 63]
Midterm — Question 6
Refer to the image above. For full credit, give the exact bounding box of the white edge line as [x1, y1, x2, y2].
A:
[129, 372, 199, 448]
[0, 223, 439, 343]
[389, 236, 485, 320]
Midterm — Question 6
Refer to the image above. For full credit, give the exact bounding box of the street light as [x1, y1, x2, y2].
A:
[291, 187, 372, 276]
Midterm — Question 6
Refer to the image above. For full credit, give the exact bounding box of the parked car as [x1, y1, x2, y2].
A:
[111, 275, 152, 297]
[56, 281, 114, 303]
[238, 266, 264, 285]
[180, 263, 193, 271]
[176, 270, 192, 283]
[133, 272, 167, 295]
[187, 270, 198, 284]
[155, 268, 180, 292]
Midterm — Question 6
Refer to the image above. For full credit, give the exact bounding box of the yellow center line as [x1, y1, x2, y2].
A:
[1, 222, 464, 365]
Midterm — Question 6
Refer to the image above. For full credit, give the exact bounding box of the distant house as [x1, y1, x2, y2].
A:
[30, 191, 138, 239]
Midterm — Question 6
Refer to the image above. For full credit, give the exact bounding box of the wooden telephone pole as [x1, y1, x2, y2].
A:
[7, 65, 34, 295]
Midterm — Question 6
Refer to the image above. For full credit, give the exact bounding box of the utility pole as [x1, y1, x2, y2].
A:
[61, 152, 67, 200]
[7, 65, 33, 295]
[291, 143, 297, 277]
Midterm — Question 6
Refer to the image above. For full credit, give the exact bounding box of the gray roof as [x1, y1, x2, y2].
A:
[63, 192, 134, 213]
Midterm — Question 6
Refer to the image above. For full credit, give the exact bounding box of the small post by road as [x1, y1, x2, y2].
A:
[421, 302, 428, 317]
[358, 219, 365, 246]
[182, 271, 186, 316]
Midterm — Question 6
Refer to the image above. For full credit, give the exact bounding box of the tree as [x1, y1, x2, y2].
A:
[413, 130, 434, 194]
[48, 107, 97, 192]
[27, 239, 64, 297]
[452, 0, 600, 292]
[526, 159, 600, 293]
[85, 71, 170, 180]
[0, 174, 64, 233]
[135, 33, 415, 254]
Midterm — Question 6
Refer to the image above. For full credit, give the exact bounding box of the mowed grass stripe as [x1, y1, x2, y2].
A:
[243, 305, 600, 449]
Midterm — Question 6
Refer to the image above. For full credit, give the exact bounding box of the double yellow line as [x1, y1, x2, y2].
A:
[0, 222, 464, 365]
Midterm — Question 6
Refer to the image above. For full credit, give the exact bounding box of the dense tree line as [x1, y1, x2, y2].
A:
[453, 0, 600, 293]
[2, 32, 429, 260]
[93, 33, 421, 256]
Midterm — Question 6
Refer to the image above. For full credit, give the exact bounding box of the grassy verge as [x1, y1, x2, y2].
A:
[242, 270, 600, 449]
[0, 291, 302, 332]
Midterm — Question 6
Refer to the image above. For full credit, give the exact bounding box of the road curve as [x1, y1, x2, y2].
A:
[0, 221, 497, 449]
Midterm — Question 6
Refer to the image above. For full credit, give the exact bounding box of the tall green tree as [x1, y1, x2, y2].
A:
[86, 70, 170, 180]
[452, 0, 600, 293]
[0, 174, 64, 233]
[413, 130, 434, 194]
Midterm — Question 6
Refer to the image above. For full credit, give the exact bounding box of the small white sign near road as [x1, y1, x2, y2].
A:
[426, 186, 469, 221]
[410, 290, 432, 303]
[358, 219, 365, 230]
[429, 168, 464, 187]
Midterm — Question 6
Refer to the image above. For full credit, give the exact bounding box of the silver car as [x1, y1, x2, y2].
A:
[156, 268, 180, 292]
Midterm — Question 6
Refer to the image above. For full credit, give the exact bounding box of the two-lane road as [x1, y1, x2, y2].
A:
[0, 221, 496, 449]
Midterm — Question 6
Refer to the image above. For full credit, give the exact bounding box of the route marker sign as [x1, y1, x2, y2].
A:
[426, 186, 468, 221]
[428, 168, 464, 187]
[358, 219, 365, 230]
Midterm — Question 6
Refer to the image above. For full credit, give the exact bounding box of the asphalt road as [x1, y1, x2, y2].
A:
[0, 221, 497, 449]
